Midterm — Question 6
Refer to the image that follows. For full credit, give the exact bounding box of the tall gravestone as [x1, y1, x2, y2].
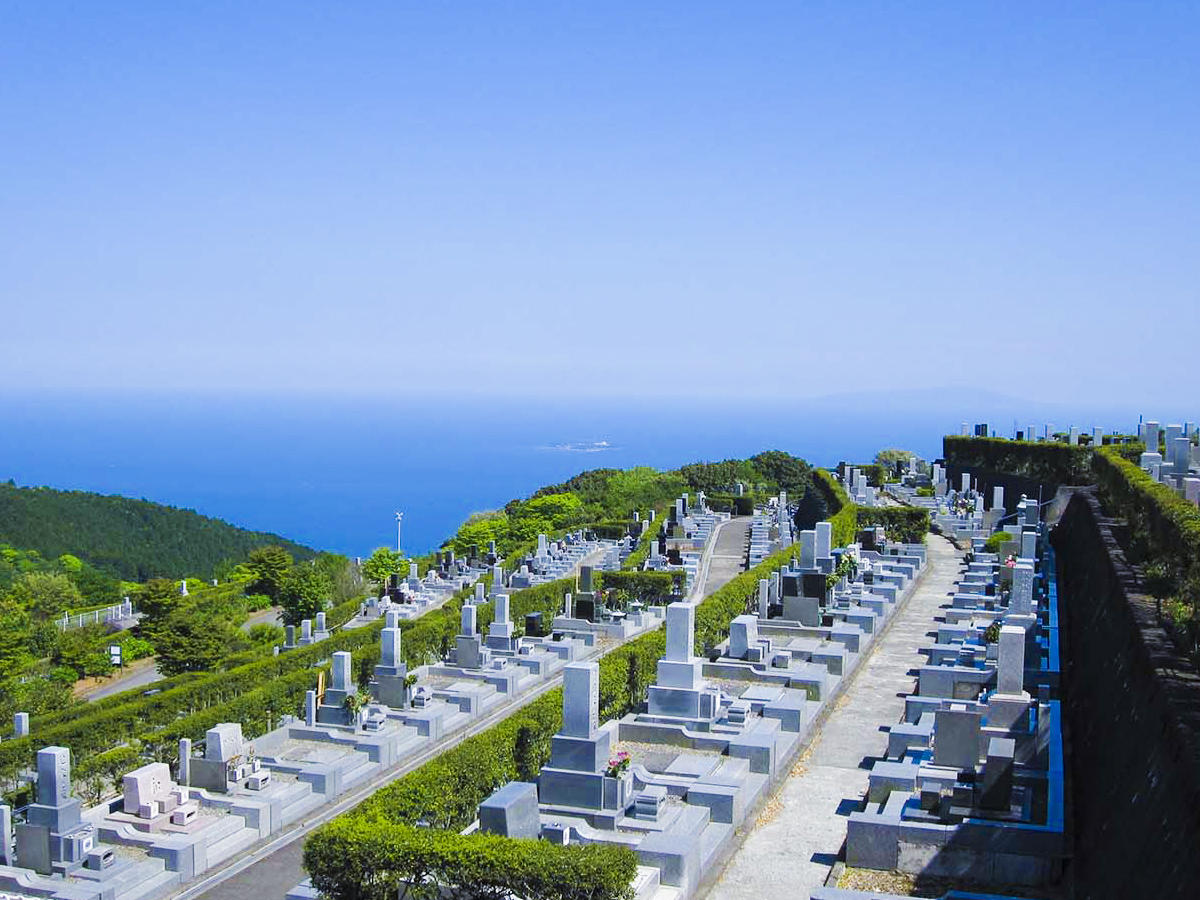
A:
[646, 603, 719, 723]
[815, 521, 832, 561]
[486, 593, 517, 651]
[16, 746, 90, 874]
[373, 626, 409, 707]
[996, 625, 1027, 696]
[316, 651, 356, 726]
[1010, 563, 1035, 616]
[456, 604, 488, 669]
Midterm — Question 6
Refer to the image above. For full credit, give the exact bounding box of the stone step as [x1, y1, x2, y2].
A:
[204, 824, 261, 868]
[111, 863, 182, 900]
[340, 756, 381, 791]
[630, 864, 661, 900]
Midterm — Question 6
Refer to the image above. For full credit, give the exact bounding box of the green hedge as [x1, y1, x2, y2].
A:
[812, 469, 857, 548]
[856, 508, 930, 544]
[598, 570, 681, 603]
[1094, 446, 1200, 586]
[942, 435, 1093, 485]
[304, 818, 637, 900]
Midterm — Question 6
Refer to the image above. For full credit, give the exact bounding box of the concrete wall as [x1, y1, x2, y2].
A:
[1051, 489, 1200, 900]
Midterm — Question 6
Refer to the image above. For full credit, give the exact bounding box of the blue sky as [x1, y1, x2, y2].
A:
[2, 2, 1197, 406]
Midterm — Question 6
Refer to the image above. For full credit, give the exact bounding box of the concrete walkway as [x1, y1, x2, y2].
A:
[706, 534, 965, 899]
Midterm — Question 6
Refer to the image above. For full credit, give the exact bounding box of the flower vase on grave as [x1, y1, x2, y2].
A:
[602, 769, 634, 812]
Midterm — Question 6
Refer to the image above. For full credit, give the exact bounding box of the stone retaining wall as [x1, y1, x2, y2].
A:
[1051, 489, 1200, 900]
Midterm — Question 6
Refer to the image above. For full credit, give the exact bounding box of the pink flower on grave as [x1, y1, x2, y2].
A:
[605, 751, 631, 777]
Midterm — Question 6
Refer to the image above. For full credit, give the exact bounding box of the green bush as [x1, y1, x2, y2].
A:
[304, 818, 637, 900]
[983, 531, 1013, 554]
[856, 508, 929, 544]
[1094, 447, 1200, 587]
[811, 469, 858, 548]
[942, 436, 1093, 485]
[598, 570, 681, 604]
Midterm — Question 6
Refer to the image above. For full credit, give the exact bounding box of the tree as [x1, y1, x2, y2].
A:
[55, 623, 114, 677]
[793, 483, 829, 532]
[361, 547, 405, 588]
[155, 609, 243, 675]
[278, 564, 332, 626]
[874, 449, 914, 468]
[137, 577, 182, 627]
[315, 552, 362, 605]
[246, 546, 293, 601]
[0, 596, 32, 671]
[750, 451, 812, 494]
[6, 572, 83, 622]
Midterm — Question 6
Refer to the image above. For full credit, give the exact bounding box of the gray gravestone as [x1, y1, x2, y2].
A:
[479, 782, 541, 838]
[997, 625, 1026, 695]
[666, 603, 695, 662]
[980, 737, 1016, 810]
[381, 628, 402, 669]
[729, 615, 758, 659]
[933, 707, 981, 770]
[178, 738, 191, 785]
[1011, 563, 1035, 615]
[331, 651, 352, 693]
[37, 747, 71, 806]
[562, 662, 599, 738]
[815, 521, 832, 560]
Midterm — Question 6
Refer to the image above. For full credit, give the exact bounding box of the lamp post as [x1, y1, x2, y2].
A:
[395, 512, 404, 554]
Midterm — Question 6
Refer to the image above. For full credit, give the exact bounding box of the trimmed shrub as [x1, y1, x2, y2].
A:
[811, 469, 857, 548]
[942, 436, 1093, 485]
[856, 508, 929, 544]
[304, 818, 637, 900]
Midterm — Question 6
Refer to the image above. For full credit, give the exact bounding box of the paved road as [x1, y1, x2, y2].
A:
[79, 657, 163, 702]
[186, 524, 751, 900]
[242, 607, 282, 630]
[706, 534, 965, 899]
[693, 516, 751, 598]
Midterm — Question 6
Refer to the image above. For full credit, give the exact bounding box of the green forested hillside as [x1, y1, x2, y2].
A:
[0, 483, 316, 581]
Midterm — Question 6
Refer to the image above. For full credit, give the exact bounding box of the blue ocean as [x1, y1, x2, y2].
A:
[0, 391, 1134, 556]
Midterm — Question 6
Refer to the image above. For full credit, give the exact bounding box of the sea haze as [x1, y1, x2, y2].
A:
[0, 391, 1138, 558]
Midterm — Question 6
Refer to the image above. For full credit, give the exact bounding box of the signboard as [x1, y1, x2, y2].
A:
[109, 644, 122, 666]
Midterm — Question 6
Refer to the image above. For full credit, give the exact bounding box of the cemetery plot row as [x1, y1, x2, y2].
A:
[303, 537, 816, 900]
